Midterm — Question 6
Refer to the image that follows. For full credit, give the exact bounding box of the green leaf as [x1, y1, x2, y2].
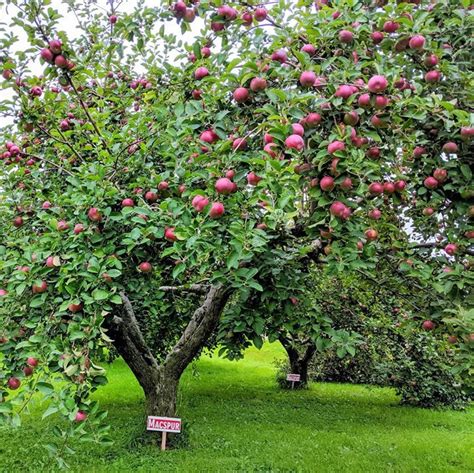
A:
[110, 294, 122, 305]
[92, 289, 109, 301]
[42, 405, 59, 419]
[36, 382, 54, 395]
[30, 297, 45, 308]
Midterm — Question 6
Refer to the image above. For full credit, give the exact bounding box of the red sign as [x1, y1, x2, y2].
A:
[286, 373, 301, 382]
[147, 416, 182, 433]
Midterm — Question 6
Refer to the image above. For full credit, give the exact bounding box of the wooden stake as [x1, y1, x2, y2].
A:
[291, 381, 295, 390]
[161, 431, 167, 451]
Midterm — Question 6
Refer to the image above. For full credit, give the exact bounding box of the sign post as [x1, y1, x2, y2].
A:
[286, 373, 301, 389]
[147, 416, 182, 451]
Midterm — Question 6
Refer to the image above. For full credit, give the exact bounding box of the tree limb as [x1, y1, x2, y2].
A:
[158, 284, 209, 294]
[164, 284, 230, 378]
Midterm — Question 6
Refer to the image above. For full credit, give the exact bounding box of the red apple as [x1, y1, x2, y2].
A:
[232, 137, 247, 150]
[13, 216, 23, 228]
[367, 147, 380, 159]
[371, 31, 384, 44]
[369, 209, 382, 220]
[7, 377, 21, 390]
[444, 243, 457, 256]
[209, 202, 225, 218]
[254, 7, 267, 21]
[339, 30, 354, 43]
[74, 223, 85, 235]
[57, 220, 69, 231]
[320, 176, 335, 192]
[303, 113, 321, 127]
[433, 168, 447, 183]
[425, 70, 441, 83]
[40, 48, 54, 63]
[424, 54, 438, 67]
[68, 302, 83, 313]
[358, 93, 371, 107]
[138, 262, 152, 273]
[409, 35, 425, 50]
[368, 75, 388, 93]
[301, 44, 316, 55]
[145, 191, 158, 202]
[422, 320, 435, 331]
[383, 21, 400, 33]
[54, 55, 68, 69]
[192, 195, 209, 212]
[335, 85, 354, 99]
[365, 228, 378, 241]
[194, 67, 209, 80]
[250, 77, 267, 92]
[200, 129, 218, 144]
[215, 177, 235, 195]
[344, 111, 359, 126]
[233, 87, 250, 103]
[291, 123, 304, 136]
[87, 207, 102, 222]
[424, 176, 438, 189]
[32, 281, 48, 294]
[442, 142, 458, 154]
[247, 172, 261, 186]
[164, 227, 178, 242]
[121, 198, 135, 207]
[368, 182, 384, 195]
[327, 140, 345, 155]
[75, 411, 87, 422]
[300, 71, 316, 87]
[340, 177, 353, 190]
[271, 49, 287, 63]
[329, 201, 348, 218]
[49, 39, 62, 54]
[285, 134, 304, 151]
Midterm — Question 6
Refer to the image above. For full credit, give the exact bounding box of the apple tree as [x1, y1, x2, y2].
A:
[0, 0, 473, 455]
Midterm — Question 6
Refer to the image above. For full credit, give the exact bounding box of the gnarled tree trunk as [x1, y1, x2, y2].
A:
[279, 336, 316, 387]
[106, 284, 230, 423]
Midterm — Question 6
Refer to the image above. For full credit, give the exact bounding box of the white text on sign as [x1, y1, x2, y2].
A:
[286, 373, 301, 382]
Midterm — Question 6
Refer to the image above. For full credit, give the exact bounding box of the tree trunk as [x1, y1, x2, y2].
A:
[106, 285, 231, 422]
[144, 368, 179, 418]
[280, 337, 316, 387]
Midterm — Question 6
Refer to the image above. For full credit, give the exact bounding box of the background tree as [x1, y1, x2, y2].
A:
[0, 0, 473, 461]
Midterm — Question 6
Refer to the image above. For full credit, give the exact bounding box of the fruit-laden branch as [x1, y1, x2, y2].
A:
[163, 284, 231, 378]
[411, 242, 474, 256]
[158, 284, 209, 294]
[22, 152, 74, 177]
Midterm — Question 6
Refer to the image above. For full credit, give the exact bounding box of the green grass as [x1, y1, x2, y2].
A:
[1, 342, 473, 472]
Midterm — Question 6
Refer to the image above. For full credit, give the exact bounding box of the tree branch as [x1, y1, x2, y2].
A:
[164, 284, 230, 378]
[158, 284, 209, 294]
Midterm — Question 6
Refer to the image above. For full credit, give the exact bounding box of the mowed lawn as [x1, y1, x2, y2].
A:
[0, 343, 473, 473]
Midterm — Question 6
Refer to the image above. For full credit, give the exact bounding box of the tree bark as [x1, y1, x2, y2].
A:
[280, 337, 316, 387]
[106, 285, 231, 421]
